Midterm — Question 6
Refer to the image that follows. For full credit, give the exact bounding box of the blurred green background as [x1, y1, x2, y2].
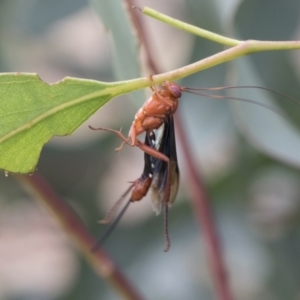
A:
[1, 0, 300, 299]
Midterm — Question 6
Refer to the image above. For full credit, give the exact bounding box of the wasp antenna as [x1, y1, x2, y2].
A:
[185, 90, 288, 120]
[92, 198, 132, 253]
[184, 85, 300, 107]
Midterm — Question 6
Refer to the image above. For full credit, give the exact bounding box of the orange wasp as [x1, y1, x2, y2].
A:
[90, 81, 182, 251]
[91, 115, 179, 252]
[90, 81, 183, 213]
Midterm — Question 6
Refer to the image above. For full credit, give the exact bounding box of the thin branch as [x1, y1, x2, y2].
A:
[175, 116, 232, 300]
[103, 39, 300, 97]
[125, 0, 159, 73]
[142, 6, 241, 47]
[142, 7, 300, 51]
[17, 172, 144, 300]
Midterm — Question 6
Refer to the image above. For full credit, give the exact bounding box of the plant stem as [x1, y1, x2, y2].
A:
[110, 40, 300, 95]
[176, 116, 233, 300]
[142, 6, 300, 52]
[142, 6, 241, 46]
[17, 172, 144, 300]
[149, 40, 300, 83]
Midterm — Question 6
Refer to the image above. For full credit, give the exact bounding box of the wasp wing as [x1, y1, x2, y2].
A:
[150, 114, 180, 214]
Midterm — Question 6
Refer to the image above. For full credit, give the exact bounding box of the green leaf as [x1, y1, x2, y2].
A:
[0, 73, 127, 174]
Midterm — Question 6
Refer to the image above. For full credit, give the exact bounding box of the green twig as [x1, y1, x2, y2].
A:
[111, 40, 300, 96]
[113, 7, 300, 93]
[142, 6, 241, 46]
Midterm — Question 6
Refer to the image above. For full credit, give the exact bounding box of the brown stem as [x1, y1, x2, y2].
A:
[175, 117, 232, 300]
[127, 2, 233, 299]
[17, 172, 144, 300]
[125, 0, 159, 73]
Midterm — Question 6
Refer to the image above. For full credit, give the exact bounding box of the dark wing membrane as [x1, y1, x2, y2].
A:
[150, 114, 180, 214]
[130, 131, 155, 201]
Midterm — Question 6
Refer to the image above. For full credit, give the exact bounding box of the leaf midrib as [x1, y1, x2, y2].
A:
[0, 87, 116, 144]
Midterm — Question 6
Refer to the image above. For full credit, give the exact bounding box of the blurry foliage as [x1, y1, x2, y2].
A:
[0, 1, 300, 300]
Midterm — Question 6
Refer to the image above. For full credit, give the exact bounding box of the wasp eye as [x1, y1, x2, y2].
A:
[162, 81, 182, 98]
[169, 84, 182, 98]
